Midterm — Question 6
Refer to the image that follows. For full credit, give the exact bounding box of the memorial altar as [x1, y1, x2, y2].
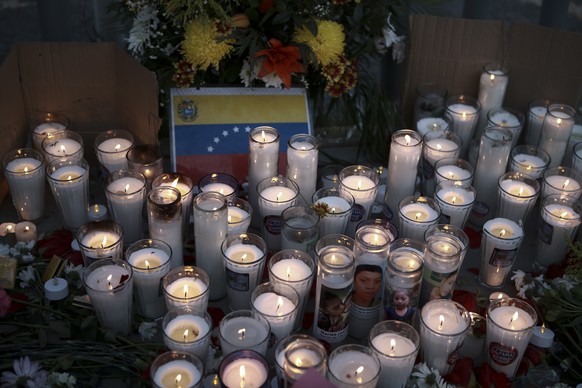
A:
[2, 5, 582, 388]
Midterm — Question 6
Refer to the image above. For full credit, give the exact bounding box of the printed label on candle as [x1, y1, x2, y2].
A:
[225, 267, 250, 291]
[538, 220, 553, 245]
[351, 264, 382, 314]
[420, 269, 457, 306]
[264, 215, 283, 234]
[489, 248, 518, 267]
[349, 204, 365, 222]
[439, 213, 451, 224]
[489, 342, 518, 366]
[471, 201, 489, 219]
[315, 284, 352, 341]
[383, 288, 417, 324]
[422, 159, 435, 179]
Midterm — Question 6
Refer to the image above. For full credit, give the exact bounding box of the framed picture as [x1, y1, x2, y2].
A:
[170, 87, 311, 186]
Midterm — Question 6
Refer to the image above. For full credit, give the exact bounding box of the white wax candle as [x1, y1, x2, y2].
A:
[435, 187, 475, 228]
[544, 175, 581, 198]
[201, 182, 235, 197]
[224, 244, 265, 310]
[537, 203, 581, 268]
[150, 195, 184, 270]
[510, 153, 547, 180]
[43, 138, 83, 161]
[96, 138, 133, 173]
[164, 277, 209, 310]
[0, 222, 15, 236]
[127, 247, 170, 318]
[252, 292, 296, 339]
[163, 314, 211, 360]
[88, 203, 108, 221]
[525, 105, 548, 145]
[498, 179, 538, 223]
[227, 206, 251, 235]
[416, 117, 448, 136]
[220, 316, 270, 356]
[80, 231, 122, 261]
[478, 69, 508, 115]
[481, 218, 524, 287]
[221, 358, 268, 388]
[32, 122, 66, 151]
[287, 139, 318, 203]
[489, 110, 521, 128]
[153, 359, 201, 388]
[314, 195, 352, 236]
[539, 109, 575, 168]
[260, 186, 296, 203]
[258, 185, 298, 250]
[435, 165, 472, 184]
[84, 264, 132, 334]
[49, 165, 89, 229]
[530, 325, 554, 348]
[447, 103, 478, 155]
[487, 306, 535, 377]
[328, 350, 380, 388]
[107, 176, 145, 243]
[371, 333, 417, 388]
[4, 157, 45, 221]
[15, 222, 37, 242]
[399, 203, 440, 241]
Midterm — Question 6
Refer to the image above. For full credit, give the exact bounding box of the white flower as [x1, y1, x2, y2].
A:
[17, 266, 35, 288]
[64, 263, 84, 289]
[376, 14, 405, 60]
[138, 321, 158, 340]
[552, 275, 577, 290]
[9, 241, 36, 262]
[410, 362, 451, 388]
[127, 4, 160, 58]
[261, 71, 284, 89]
[0, 356, 48, 388]
[239, 58, 261, 87]
[47, 372, 77, 387]
[392, 38, 406, 64]
[511, 269, 527, 289]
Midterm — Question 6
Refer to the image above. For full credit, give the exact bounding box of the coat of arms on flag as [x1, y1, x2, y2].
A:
[170, 87, 311, 187]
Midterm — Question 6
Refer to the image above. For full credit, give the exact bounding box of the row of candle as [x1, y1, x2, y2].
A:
[149, 296, 539, 388]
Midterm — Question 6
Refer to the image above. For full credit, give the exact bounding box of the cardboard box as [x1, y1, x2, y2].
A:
[402, 15, 582, 125]
[0, 42, 161, 205]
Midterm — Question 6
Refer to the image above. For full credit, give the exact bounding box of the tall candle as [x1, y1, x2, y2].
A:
[248, 126, 279, 229]
[2, 149, 45, 221]
[538, 104, 576, 168]
[126, 239, 171, 318]
[445, 95, 480, 157]
[153, 173, 195, 241]
[383, 131, 422, 221]
[257, 177, 299, 251]
[46, 158, 89, 229]
[147, 187, 183, 269]
[105, 171, 146, 244]
[434, 182, 476, 228]
[497, 174, 540, 224]
[476, 63, 509, 138]
[480, 218, 524, 288]
[486, 299, 536, 377]
[421, 133, 461, 197]
[524, 99, 549, 146]
[82, 259, 133, 334]
[251, 284, 299, 342]
[222, 235, 267, 311]
[286, 134, 319, 204]
[420, 299, 470, 374]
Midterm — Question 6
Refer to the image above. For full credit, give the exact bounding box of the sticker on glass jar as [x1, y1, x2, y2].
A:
[383, 287, 418, 324]
[225, 267, 249, 291]
[419, 268, 458, 306]
[488, 248, 518, 267]
[350, 204, 365, 222]
[263, 215, 283, 234]
[538, 219, 553, 245]
[315, 284, 352, 341]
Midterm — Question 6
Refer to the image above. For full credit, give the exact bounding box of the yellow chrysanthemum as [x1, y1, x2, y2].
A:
[181, 18, 233, 71]
[294, 20, 344, 66]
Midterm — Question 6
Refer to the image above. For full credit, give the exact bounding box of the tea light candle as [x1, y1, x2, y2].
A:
[96, 137, 133, 173]
[480, 218, 524, 288]
[530, 325, 554, 348]
[420, 300, 470, 374]
[153, 359, 202, 388]
[44, 277, 69, 301]
[88, 204, 108, 221]
[0, 222, 16, 236]
[487, 301, 536, 377]
[15, 222, 37, 242]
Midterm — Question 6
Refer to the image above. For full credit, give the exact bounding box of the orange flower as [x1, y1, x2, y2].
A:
[255, 39, 304, 89]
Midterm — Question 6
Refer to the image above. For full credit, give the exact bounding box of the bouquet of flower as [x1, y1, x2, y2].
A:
[118, 0, 410, 161]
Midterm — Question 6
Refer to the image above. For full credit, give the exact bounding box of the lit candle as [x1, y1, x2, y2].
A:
[398, 197, 440, 241]
[219, 311, 271, 357]
[480, 218, 524, 288]
[2, 150, 45, 221]
[78, 224, 123, 267]
[163, 267, 210, 311]
[88, 203, 108, 221]
[383, 131, 422, 222]
[538, 104, 576, 168]
[434, 182, 476, 228]
[31, 120, 67, 151]
[126, 240, 171, 318]
[251, 286, 298, 341]
[421, 134, 462, 197]
[542, 167, 582, 199]
[82, 259, 133, 334]
[162, 310, 212, 362]
[153, 173, 195, 241]
[509, 145, 550, 180]
[42, 133, 83, 163]
[415, 117, 449, 136]
[486, 299, 536, 377]
[222, 236, 267, 311]
[312, 188, 354, 237]
[328, 345, 381, 388]
[152, 355, 202, 388]
[530, 324, 554, 349]
[227, 203, 252, 235]
[523, 100, 549, 146]
[497, 174, 539, 224]
[286, 134, 319, 205]
[476, 64, 509, 137]
[0, 222, 16, 237]
[257, 177, 299, 251]
[445, 96, 480, 157]
[420, 299, 470, 374]
[434, 157, 474, 189]
[95, 132, 134, 174]
[46, 159, 90, 229]
[487, 107, 523, 148]
[219, 351, 269, 388]
[148, 187, 183, 269]
[106, 172, 146, 244]
[14, 222, 37, 242]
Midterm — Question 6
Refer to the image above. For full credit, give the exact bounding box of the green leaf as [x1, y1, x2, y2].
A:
[271, 11, 291, 25]
[305, 19, 318, 37]
[353, 3, 364, 23]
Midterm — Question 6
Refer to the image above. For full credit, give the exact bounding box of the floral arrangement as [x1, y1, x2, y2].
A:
[118, 0, 410, 161]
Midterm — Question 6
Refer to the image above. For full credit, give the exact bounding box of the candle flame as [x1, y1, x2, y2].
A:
[238, 328, 246, 340]
[451, 196, 456, 205]
[357, 180, 362, 190]
[518, 186, 524, 197]
[355, 366, 364, 383]
[183, 329, 188, 342]
[94, 204, 99, 213]
[176, 374, 182, 383]
[448, 171, 454, 179]
[276, 296, 283, 316]
[526, 165, 532, 170]
[415, 212, 422, 220]
[171, 177, 180, 188]
[24, 225, 30, 232]
[462, 112, 467, 119]
[331, 254, 337, 263]
[212, 375, 219, 386]
[239, 365, 246, 388]
[124, 183, 130, 193]
[390, 338, 396, 356]
[497, 293, 504, 300]
[219, 188, 224, 195]
[6, 225, 13, 232]
[101, 236, 107, 247]
[241, 253, 247, 262]
[560, 211, 568, 219]
[331, 207, 336, 214]
[145, 260, 150, 270]
[261, 130, 266, 142]
[510, 311, 519, 325]
[107, 274, 113, 290]
[541, 323, 546, 333]
[436, 143, 442, 151]
[287, 266, 291, 279]
[439, 314, 444, 330]
[228, 215, 232, 223]
[562, 179, 570, 189]
[115, 143, 121, 151]
[295, 357, 303, 367]
[276, 192, 282, 202]
[404, 134, 411, 145]
[67, 175, 73, 181]
[490, 73, 495, 81]
[60, 144, 66, 154]
[24, 166, 29, 173]
[557, 118, 562, 126]
[499, 229, 506, 237]
[184, 284, 188, 298]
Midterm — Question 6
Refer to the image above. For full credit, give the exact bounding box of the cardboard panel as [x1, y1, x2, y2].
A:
[403, 15, 582, 127]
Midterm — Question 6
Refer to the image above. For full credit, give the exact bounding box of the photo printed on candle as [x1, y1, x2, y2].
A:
[316, 285, 352, 341]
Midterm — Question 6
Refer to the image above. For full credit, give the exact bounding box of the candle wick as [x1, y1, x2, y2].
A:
[238, 328, 246, 340]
